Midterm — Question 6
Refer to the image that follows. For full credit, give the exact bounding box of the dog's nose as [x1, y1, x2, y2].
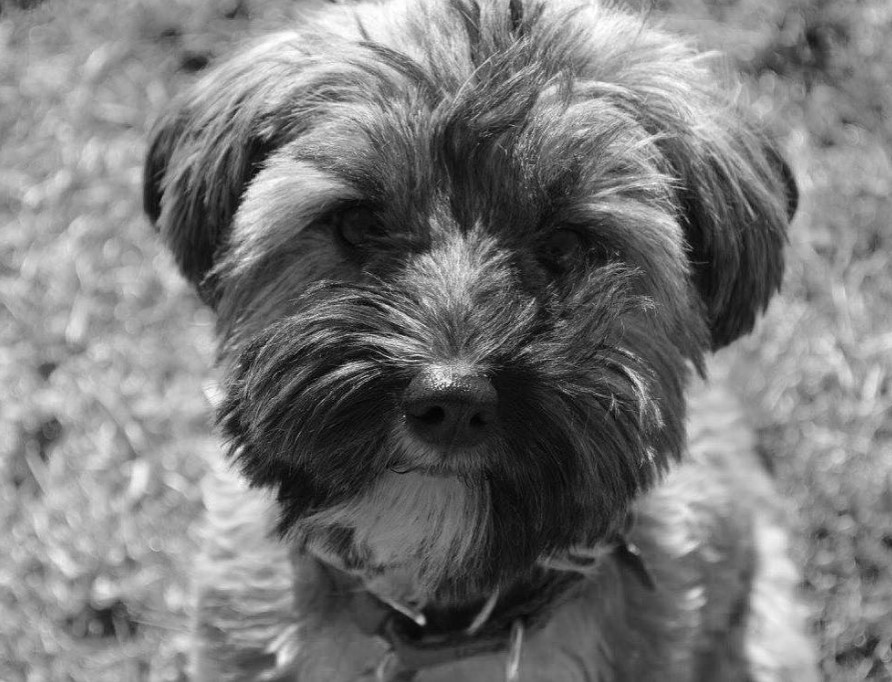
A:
[403, 367, 498, 448]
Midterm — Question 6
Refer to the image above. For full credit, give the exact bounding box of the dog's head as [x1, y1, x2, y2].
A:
[145, 0, 796, 600]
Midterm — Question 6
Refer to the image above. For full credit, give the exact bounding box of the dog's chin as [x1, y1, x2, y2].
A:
[299, 469, 492, 605]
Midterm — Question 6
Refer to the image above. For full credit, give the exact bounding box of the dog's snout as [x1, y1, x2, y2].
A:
[403, 367, 498, 448]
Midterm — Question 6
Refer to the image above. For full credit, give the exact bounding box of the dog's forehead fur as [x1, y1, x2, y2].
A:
[227, 0, 692, 237]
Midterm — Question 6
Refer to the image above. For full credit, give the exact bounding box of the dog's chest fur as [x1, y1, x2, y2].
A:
[303, 471, 487, 608]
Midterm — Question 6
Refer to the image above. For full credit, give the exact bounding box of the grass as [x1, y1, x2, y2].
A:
[0, 0, 890, 680]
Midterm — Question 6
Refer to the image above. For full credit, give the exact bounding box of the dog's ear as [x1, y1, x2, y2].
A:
[143, 35, 304, 302]
[663, 114, 797, 349]
[588, 26, 798, 348]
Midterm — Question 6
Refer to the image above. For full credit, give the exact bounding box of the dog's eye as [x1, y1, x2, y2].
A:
[540, 228, 584, 271]
[334, 206, 381, 249]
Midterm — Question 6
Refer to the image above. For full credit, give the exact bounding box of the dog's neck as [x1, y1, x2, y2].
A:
[292, 470, 654, 677]
[316, 554, 584, 680]
[306, 521, 654, 680]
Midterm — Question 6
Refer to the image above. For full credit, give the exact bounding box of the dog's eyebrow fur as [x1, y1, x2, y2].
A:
[223, 156, 357, 280]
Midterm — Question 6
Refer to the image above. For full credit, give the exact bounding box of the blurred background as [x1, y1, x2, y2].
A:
[0, 0, 889, 679]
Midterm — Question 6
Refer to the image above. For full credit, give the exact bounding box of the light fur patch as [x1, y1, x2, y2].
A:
[229, 155, 355, 278]
[304, 471, 487, 604]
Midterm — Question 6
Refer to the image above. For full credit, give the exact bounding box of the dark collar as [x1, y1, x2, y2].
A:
[322, 535, 654, 681]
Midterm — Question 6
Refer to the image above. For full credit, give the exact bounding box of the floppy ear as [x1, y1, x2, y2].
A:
[585, 22, 799, 348]
[143, 34, 308, 302]
[663, 114, 798, 348]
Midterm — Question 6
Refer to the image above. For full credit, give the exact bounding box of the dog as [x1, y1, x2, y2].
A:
[143, 0, 818, 679]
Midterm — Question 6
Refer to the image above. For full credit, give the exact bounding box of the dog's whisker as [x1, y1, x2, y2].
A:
[505, 620, 524, 682]
[376, 594, 427, 627]
[466, 587, 500, 635]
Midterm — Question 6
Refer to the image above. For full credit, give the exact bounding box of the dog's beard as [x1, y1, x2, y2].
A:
[218, 261, 695, 601]
[301, 471, 488, 605]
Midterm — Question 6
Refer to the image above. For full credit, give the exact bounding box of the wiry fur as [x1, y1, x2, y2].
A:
[144, 0, 816, 679]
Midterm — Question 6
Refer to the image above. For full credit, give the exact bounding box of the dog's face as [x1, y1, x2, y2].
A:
[144, 0, 796, 602]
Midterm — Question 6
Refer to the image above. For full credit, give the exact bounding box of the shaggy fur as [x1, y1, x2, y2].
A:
[144, 0, 816, 679]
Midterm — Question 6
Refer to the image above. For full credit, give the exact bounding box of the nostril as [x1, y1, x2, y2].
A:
[411, 405, 446, 425]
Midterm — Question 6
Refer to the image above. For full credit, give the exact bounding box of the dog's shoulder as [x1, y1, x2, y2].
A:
[190, 461, 297, 678]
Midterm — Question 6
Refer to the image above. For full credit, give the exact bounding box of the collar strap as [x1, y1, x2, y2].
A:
[336, 570, 577, 665]
[370, 620, 525, 682]
[374, 614, 519, 680]
[348, 587, 539, 682]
